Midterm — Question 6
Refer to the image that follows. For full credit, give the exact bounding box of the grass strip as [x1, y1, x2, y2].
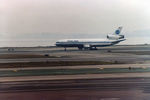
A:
[0, 67, 149, 77]
[0, 61, 121, 68]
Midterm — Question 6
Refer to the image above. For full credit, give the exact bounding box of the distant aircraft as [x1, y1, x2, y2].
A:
[56, 27, 126, 50]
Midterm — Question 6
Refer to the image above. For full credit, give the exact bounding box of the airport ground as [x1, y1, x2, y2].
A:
[0, 45, 150, 100]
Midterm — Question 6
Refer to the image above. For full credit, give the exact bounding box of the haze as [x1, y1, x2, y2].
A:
[0, 0, 150, 47]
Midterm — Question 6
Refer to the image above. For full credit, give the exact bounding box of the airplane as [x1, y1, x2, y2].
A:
[55, 27, 126, 50]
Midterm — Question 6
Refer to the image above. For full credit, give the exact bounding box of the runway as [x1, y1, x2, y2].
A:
[0, 45, 150, 100]
[0, 45, 150, 64]
[1, 78, 150, 100]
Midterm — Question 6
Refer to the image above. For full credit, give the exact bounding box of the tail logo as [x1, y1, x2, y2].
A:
[115, 30, 120, 34]
[115, 27, 122, 35]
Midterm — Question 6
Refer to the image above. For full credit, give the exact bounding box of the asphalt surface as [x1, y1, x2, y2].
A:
[1, 78, 150, 100]
[0, 45, 150, 64]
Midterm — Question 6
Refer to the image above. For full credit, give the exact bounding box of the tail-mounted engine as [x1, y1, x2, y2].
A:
[107, 34, 124, 40]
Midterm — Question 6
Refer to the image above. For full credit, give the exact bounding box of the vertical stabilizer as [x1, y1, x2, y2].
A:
[107, 26, 124, 40]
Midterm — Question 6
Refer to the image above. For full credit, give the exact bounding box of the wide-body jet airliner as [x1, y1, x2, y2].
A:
[56, 27, 126, 50]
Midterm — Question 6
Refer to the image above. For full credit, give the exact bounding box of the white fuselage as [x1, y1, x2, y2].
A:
[56, 38, 125, 49]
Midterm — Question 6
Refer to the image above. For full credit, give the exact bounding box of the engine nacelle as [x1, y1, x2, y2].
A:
[107, 34, 124, 40]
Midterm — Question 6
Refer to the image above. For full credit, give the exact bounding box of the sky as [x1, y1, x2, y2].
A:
[0, 0, 150, 47]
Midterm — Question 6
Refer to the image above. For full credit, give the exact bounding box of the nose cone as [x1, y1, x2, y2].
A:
[55, 42, 60, 46]
[55, 41, 64, 47]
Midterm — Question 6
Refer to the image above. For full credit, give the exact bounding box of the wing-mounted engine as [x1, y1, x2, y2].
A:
[107, 34, 124, 40]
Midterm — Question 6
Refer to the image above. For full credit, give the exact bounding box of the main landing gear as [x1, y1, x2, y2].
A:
[64, 47, 67, 51]
[78, 46, 98, 50]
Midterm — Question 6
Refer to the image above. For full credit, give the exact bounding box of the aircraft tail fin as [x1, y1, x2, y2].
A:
[107, 26, 124, 40]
